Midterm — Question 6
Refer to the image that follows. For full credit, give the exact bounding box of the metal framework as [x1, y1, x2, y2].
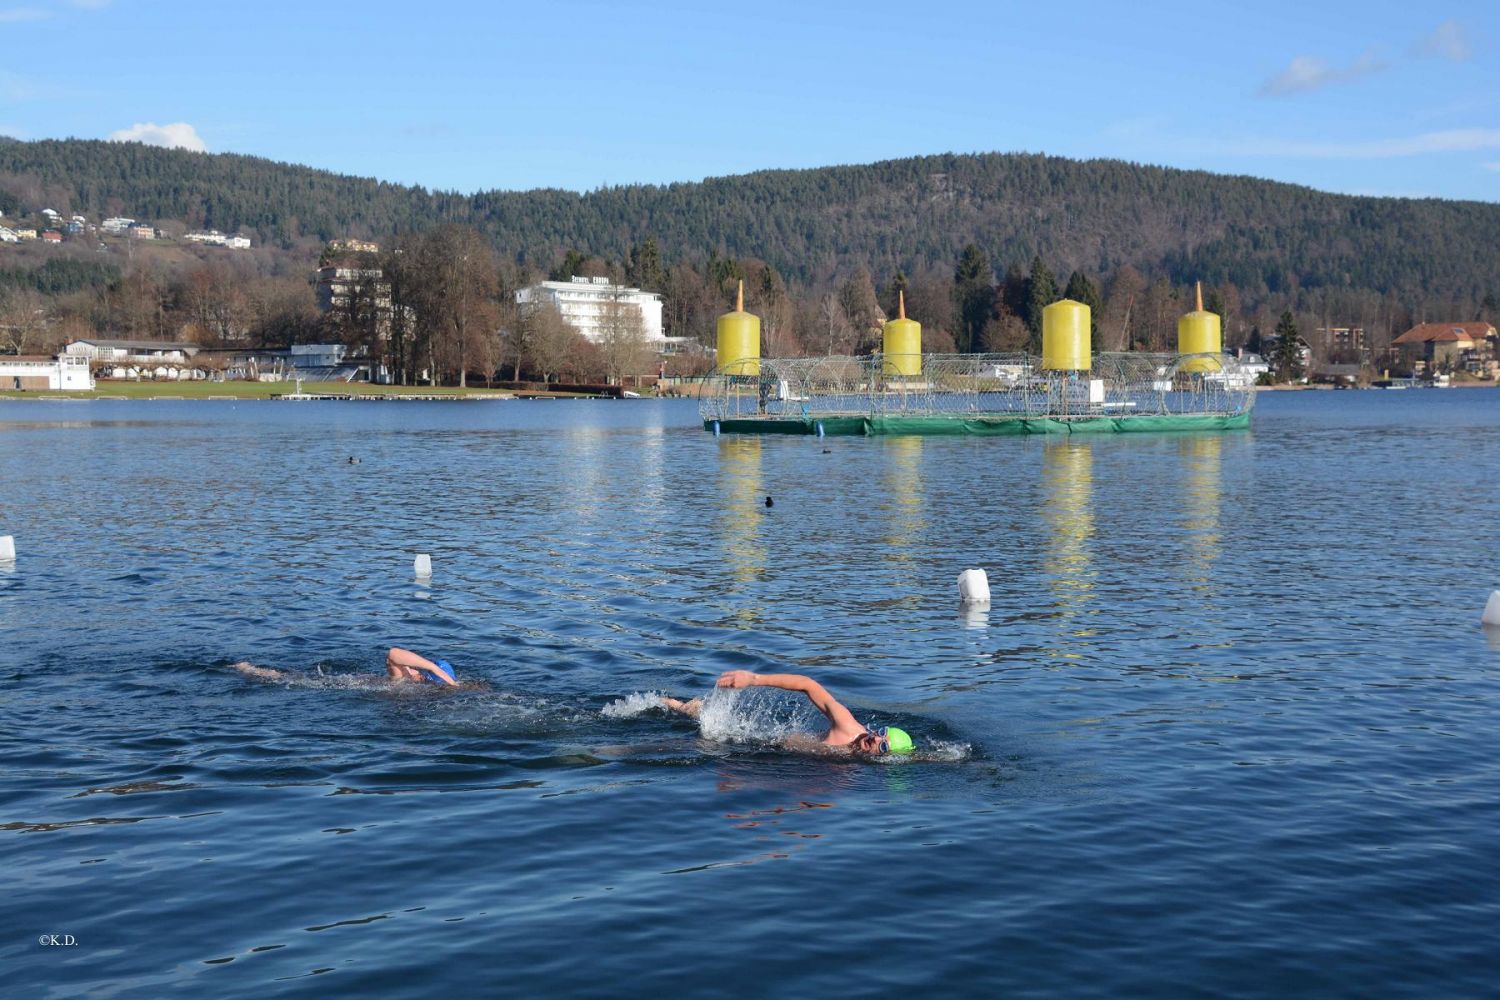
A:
[701, 352, 1256, 434]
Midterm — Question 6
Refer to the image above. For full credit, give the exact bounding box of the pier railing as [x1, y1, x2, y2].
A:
[701, 352, 1257, 423]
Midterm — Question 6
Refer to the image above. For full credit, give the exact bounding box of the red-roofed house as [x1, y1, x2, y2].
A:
[1392, 322, 1497, 374]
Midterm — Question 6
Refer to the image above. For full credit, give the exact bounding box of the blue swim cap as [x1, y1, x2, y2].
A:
[425, 659, 455, 685]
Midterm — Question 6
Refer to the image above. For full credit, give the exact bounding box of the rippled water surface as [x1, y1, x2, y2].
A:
[3, 391, 1498, 998]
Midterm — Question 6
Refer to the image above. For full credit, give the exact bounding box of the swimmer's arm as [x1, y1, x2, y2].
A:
[230, 661, 284, 680]
[717, 671, 860, 732]
[417, 664, 459, 686]
[386, 647, 458, 686]
[663, 696, 702, 717]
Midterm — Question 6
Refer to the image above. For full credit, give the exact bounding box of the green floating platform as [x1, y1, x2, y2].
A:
[706, 413, 1251, 436]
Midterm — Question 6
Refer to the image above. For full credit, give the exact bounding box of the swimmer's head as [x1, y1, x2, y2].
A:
[883, 727, 914, 755]
[425, 659, 455, 685]
[853, 727, 915, 755]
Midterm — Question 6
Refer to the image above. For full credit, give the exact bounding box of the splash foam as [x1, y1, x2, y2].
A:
[600, 691, 669, 719]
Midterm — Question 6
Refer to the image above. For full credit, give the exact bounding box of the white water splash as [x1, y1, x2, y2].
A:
[910, 739, 972, 763]
[600, 691, 668, 719]
[696, 689, 804, 744]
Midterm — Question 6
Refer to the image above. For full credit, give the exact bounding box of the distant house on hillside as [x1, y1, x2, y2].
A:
[186, 229, 252, 249]
[41, 230, 61, 243]
[1317, 326, 1367, 354]
[1392, 322, 1497, 375]
[328, 238, 379, 254]
[127, 223, 156, 240]
[101, 217, 134, 234]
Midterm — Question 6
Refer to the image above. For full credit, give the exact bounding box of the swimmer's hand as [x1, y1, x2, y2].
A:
[717, 670, 758, 689]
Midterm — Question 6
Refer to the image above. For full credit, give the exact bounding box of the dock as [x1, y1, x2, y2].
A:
[271, 392, 513, 401]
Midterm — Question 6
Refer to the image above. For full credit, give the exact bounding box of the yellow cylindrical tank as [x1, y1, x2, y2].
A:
[1178, 283, 1222, 373]
[1042, 299, 1091, 371]
[716, 280, 760, 376]
[882, 290, 921, 377]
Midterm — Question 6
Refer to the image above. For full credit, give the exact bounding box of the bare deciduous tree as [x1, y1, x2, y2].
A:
[0, 287, 46, 355]
[596, 286, 651, 384]
[521, 299, 577, 384]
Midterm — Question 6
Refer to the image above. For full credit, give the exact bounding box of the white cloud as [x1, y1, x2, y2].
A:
[1414, 20, 1471, 62]
[1228, 128, 1500, 160]
[1483, 162, 1500, 173]
[108, 121, 208, 152]
[0, 7, 50, 22]
[1259, 51, 1386, 97]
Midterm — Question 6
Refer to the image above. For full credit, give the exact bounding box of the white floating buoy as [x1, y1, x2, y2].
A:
[1483, 590, 1500, 626]
[0, 535, 13, 562]
[957, 568, 990, 605]
[414, 553, 432, 579]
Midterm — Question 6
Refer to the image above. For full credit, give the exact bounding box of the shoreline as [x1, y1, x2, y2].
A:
[7, 385, 1495, 401]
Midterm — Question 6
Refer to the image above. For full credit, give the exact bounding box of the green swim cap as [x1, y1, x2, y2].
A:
[884, 727, 914, 755]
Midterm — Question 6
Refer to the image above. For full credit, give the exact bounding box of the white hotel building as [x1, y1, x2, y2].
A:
[516, 276, 665, 344]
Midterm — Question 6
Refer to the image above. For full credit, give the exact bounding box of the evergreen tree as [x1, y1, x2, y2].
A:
[1062, 269, 1100, 339]
[884, 270, 909, 319]
[1272, 311, 1305, 382]
[953, 244, 992, 353]
[627, 237, 664, 291]
[550, 249, 589, 282]
[1024, 255, 1057, 348]
[1000, 263, 1028, 320]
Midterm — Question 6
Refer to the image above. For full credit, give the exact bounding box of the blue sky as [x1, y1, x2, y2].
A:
[2, 0, 1497, 202]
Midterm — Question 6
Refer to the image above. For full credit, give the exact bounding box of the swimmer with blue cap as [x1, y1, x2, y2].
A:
[665, 670, 915, 756]
[230, 647, 458, 687]
[385, 647, 458, 686]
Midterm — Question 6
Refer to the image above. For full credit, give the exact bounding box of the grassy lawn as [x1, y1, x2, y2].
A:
[0, 380, 522, 400]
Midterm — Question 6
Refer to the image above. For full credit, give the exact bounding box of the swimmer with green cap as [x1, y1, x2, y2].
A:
[664, 670, 915, 756]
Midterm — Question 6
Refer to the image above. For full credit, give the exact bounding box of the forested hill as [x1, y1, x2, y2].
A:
[2, 136, 1497, 302]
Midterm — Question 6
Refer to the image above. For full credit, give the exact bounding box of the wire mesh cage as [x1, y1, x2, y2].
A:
[702, 352, 1256, 432]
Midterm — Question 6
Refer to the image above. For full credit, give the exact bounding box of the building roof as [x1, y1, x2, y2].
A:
[71, 339, 199, 351]
[1393, 322, 1497, 345]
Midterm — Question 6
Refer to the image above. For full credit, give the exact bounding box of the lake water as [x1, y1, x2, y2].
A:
[3, 390, 1498, 998]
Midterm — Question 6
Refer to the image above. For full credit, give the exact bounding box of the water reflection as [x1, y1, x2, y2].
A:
[560, 426, 609, 541]
[718, 438, 765, 623]
[881, 436, 925, 566]
[1041, 439, 1095, 615]
[1179, 435, 1223, 590]
[636, 424, 666, 517]
[958, 603, 990, 630]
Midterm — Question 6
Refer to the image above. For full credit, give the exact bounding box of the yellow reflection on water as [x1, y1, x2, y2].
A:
[881, 436, 926, 567]
[718, 438, 765, 624]
[1179, 435, 1222, 590]
[1042, 439, 1096, 624]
